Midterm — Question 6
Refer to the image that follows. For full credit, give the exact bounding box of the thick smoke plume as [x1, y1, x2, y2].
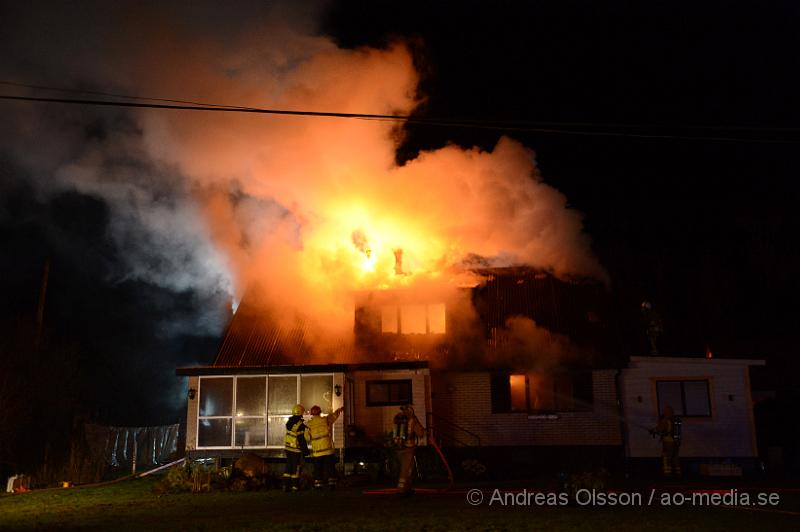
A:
[1, 3, 605, 361]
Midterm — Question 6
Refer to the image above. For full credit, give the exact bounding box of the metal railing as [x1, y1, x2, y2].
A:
[426, 412, 481, 447]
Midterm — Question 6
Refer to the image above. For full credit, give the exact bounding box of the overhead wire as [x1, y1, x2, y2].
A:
[2, 80, 800, 144]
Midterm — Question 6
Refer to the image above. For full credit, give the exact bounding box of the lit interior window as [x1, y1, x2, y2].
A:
[401, 304, 427, 334]
[380, 303, 447, 334]
[428, 303, 446, 334]
[381, 305, 398, 333]
[510, 374, 527, 411]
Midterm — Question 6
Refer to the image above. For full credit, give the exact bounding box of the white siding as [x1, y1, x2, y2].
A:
[186, 375, 199, 451]
[331, 373, 345, 449]
[620, 357, 763, 458]
[351, 369, 430, 445]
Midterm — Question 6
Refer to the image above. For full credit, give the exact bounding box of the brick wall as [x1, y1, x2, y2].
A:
[431, 370, 622, 446]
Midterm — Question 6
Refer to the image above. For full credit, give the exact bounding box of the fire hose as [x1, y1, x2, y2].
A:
[363, 425, 454, 495]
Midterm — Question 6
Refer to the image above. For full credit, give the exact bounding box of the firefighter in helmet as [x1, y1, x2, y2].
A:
[304, 404, 344, 489]
[650, 405, 682, 477]
[641, 301, 664, 355]
[283, 404, 309, 491]
[393, 404, 425, 495]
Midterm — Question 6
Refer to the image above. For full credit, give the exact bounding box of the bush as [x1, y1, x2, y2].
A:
[461, 459, 487, 479]
[153, 464, 192, 494]
[561, 468, 609, 497]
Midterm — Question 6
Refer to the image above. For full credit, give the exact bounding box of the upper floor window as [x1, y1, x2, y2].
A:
[380, 303, 446, 334]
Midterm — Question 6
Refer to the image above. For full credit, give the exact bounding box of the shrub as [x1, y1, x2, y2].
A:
[461, 459, 487, 479]
[153, 464, 192, 494]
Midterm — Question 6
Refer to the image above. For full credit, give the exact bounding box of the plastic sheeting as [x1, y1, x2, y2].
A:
[84, 424, 180, 469]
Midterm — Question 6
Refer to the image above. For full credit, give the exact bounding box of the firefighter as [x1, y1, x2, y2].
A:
[641, 301, 664, 355]
[650, 405, 682, 477]
[305, 404, 344, 489]
[283, 404, 308, 492]
[393, 404, 425, 495]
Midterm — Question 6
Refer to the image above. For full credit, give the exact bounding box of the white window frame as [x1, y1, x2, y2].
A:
[381, 303, 446, 335]
[655, 378, 713, 418]
[196, 373, 336, 450]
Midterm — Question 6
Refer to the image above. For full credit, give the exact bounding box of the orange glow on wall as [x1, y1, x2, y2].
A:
[510, 374, 527, 411]
[428, 303, 446, 334]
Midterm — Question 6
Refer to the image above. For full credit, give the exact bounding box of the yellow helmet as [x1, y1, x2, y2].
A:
[292, 404, 305, 416]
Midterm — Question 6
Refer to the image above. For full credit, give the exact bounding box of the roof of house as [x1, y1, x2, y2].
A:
[183, 268, 618, 371]
[472, 267, 610, 343]
[176, 360, 429, 376]
[209, 300, 352, 367]
[627, 356, 765, 367]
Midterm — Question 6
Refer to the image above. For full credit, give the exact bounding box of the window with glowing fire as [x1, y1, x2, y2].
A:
[490, 371, 593, 414]
[380, 303, 446, 334]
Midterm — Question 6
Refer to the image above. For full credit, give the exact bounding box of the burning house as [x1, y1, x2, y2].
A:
[177, 266, 764, 476]
[164, 43, 762, 476]
[176, 268, 636, 474]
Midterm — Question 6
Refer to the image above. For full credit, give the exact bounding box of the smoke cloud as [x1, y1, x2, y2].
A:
[1, 2, 605, 360]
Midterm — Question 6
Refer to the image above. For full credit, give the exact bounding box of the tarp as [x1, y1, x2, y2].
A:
[84, 424, 179, 469]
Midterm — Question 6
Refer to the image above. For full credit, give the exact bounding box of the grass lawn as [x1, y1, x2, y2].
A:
[1, 476, 798, 531]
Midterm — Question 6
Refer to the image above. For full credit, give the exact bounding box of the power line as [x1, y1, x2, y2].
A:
[0, 80, 259, 110]
[2, 82, 800, 144]
[5, 80, 800, 134]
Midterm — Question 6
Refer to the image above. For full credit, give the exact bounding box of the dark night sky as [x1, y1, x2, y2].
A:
[323, 1, 800, 362]
[1, 0, 798, 432]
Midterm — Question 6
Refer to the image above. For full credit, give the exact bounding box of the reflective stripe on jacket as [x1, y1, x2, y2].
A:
[284, 417, 306, 454]
[305, 411, 339, 458]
